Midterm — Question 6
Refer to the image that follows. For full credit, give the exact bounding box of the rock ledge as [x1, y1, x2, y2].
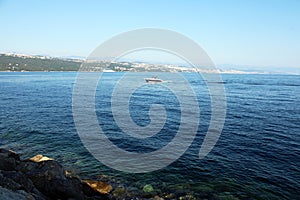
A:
[0, 148, 111, 200]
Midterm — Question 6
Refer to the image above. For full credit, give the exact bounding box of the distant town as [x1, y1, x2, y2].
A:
[0, 52, 219, 73]
[0, 53, 298, 74]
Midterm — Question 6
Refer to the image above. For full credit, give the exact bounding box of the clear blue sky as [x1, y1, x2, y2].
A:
[0, 0, 299, 69]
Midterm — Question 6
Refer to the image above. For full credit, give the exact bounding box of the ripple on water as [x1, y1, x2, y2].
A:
[0, 72, 299, 199]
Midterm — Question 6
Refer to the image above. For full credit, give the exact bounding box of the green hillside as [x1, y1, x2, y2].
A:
[0, 54, 82, 71]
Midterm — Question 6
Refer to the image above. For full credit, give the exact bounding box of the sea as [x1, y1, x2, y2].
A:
[0, 72, 299, 199]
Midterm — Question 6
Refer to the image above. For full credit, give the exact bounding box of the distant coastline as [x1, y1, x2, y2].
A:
[1, 53, 299, 75]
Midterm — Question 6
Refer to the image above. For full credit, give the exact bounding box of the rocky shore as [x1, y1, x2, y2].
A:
[0, 148, 113, 200]
[1, 148, 240, 200]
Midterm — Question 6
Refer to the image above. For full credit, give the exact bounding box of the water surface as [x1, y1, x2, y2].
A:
[0, 72, 299, 199]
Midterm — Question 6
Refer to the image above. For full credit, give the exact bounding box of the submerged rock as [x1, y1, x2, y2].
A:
[143, 184, 154, 193]
[153, 195, 164, 200]
[112, 186, 128, 199]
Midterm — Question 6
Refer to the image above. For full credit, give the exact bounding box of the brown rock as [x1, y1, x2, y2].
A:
[29, 154, 54, 162]
[84, 180, 112, 194]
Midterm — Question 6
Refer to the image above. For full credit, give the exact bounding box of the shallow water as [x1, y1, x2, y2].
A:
[0, 72, 299, 199]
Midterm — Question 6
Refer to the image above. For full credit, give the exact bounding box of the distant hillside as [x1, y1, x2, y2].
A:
[0, 54, 82, 71]
[3, 53, 295, 74]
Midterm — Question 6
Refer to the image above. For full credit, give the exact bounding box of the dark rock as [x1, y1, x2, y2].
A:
[0, 170, 34, 192]
[0, 170, 46, 200]
[0, 149, 20, 171]
[18, 160, 85, 199]
[0, 186, 33, 200]
[17, 160, 66, 180]
[0, 149, 111, 200]
[0, 170, 22, 191]
[0, 149, 20, 161]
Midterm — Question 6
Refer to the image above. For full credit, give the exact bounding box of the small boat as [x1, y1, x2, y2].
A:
[144, 76, 163, 83]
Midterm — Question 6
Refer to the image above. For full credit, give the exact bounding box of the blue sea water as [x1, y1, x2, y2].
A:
[0, 72, 299, 199]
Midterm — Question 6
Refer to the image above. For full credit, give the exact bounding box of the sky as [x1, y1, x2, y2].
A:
[0, 0, 300, 70]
